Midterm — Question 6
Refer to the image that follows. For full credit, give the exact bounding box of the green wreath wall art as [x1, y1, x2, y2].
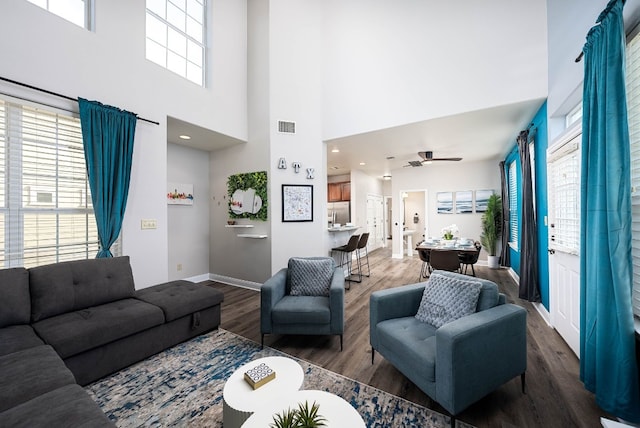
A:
[227, 171, 268, 220]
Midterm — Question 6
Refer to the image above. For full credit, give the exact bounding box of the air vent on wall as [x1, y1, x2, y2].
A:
[278, 120, 296, 134]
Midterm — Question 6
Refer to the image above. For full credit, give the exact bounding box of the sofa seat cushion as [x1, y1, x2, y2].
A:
[0, 384, 114, 428]
[0, 267, 30, 328]
[0, 325, 44, 357]
[377, 316, 437, 382]
[0, 345, 76, 412]
[135, 281, 224, 322]
[32, 298, 165, 359]
[272, 296, 331, 325]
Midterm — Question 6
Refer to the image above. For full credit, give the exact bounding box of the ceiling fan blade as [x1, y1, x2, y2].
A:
[406, 160, 423, 167]
[431, 157, 462, 161]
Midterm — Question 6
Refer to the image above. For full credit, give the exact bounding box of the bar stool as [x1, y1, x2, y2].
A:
[354, 232, 370, 278]
[331, 234, 361, 288]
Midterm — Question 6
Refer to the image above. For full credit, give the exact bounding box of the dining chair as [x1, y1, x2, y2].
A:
[459, 241, 482, 276]
[429, 249, 461, 273]
[417, 248, 431, 281]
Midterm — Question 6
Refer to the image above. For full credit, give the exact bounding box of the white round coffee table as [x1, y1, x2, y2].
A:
[223, 356, 304, 428]
[241, 390, 366, 428]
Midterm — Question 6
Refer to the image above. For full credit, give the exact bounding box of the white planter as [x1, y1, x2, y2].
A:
[487, 255, 500, 269]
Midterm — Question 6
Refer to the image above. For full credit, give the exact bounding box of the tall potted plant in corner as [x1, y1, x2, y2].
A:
[480, 193, 502, 269]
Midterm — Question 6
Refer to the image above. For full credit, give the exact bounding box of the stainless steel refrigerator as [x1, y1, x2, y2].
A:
[327, 201, 350, 226]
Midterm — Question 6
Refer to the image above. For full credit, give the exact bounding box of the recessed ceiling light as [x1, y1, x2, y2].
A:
[179, 135, 191, 140]
[359, 162, 366, 166]
[331, 148, 340, 153]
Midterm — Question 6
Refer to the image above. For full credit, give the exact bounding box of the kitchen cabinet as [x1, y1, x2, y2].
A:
[328, 182, 350, 202]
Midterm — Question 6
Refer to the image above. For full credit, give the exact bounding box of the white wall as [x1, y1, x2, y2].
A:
[269, 0, 327, 273]
[322, 0, 548, 140]
[167, 144, 210, 281]
[0, 1, 247, 288]
[391, 160, 501, 260]
[547, 0, 640, 141]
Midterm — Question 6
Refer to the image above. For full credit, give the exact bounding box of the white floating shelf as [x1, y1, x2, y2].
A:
[237, 234, 268, 239]
[225, 224, 254, 228]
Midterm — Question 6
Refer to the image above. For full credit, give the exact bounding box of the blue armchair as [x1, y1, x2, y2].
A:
[261, 257, 345, 350]
[370, 270, 527, 417]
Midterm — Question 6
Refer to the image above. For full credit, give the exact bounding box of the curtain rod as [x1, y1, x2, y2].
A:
[0, 76, 159, 125]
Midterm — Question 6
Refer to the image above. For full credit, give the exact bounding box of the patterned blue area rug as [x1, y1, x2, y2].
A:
[86, 329, 473, 427]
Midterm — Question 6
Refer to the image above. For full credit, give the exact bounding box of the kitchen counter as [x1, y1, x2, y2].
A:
[328, 226, 359, 232]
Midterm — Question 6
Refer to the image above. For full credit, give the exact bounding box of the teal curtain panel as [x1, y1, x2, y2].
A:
[79, 98, 137, 258]
[579, 0, 640, 422]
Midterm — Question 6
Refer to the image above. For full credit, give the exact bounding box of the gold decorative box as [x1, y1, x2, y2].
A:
[243, 363, 276, 390]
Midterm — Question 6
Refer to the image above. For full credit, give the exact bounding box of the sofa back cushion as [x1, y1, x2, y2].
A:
[0, 268, 30, 327]
[30, 256, 135, 322]
[287, 257, 335, 297]
[429, 270, 500, 312]
[415, 271, 483, 328]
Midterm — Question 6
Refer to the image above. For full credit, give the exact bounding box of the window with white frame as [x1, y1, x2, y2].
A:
[27, 0, 92, 30]
[626, 27, 640, 319]
[0, 96, 115, 268]
[509, 160, 518, 249]
[548, 138, 580, 255]
[565, 103, 583, 129]
[146, 0, 206, 86]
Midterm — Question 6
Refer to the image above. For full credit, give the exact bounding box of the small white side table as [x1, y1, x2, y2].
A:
[223, 356, 304, 428]
[241, 390, 366, 428]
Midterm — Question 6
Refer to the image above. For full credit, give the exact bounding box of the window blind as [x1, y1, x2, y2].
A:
[0, 97, 110, 268]
[548, 140, 580, 255]
[627, 29, 640, 318]
[509, 161, 518, 248]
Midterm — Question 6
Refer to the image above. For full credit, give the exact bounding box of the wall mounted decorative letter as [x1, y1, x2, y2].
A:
[278, 158, 287, 169]
[306, 168, 315, 179]
[292, 162, 301, 173]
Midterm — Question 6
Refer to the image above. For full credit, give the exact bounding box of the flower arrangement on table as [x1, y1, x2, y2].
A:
[441, 224, 459, 240]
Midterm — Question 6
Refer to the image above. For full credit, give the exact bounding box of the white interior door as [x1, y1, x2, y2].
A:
[547, 124, 581, 358]
[366, 195, 384, 251]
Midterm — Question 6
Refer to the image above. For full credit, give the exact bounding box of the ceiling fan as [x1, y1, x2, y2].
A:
[404, 151, 463, 167]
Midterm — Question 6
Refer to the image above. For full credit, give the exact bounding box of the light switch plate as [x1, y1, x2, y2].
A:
[141, 219, 157, 229]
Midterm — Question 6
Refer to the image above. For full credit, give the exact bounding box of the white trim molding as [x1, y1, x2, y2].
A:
[209, 273, 262, 291]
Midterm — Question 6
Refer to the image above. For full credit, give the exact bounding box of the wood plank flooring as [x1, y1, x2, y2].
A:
[202, 247, 609, 428]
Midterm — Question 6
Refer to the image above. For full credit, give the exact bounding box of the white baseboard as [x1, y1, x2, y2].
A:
[392, 252, 404, 259]
[507, 267, 520, 283]
[209, 273, 261, 291]
[532, 302, 552, 326]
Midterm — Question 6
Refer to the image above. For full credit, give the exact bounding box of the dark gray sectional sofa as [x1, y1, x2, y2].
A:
[0, 256, 224, 427]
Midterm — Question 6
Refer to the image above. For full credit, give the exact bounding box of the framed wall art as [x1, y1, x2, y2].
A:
[227, 171, 268, 220]
[455, 190, 473, 214]
[475, 189, 495, 213]
[436, 192, 453, 214]
[282, 184, 313, 222]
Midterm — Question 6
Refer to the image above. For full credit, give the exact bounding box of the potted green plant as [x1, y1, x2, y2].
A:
[270, 401, 327, 428]
[479, 193, 502, 269]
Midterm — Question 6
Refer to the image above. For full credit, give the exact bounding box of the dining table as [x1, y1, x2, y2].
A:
[416, 239, 479, 252]
[416, 239, 480, 276]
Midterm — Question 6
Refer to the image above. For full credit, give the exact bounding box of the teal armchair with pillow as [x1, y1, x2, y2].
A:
[261, 257, 345, 350]
[370, 270, 526, 419]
